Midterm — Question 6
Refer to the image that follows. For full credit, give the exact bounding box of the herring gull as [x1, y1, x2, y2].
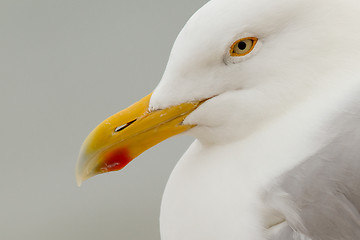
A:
[76, 0, 360, 239]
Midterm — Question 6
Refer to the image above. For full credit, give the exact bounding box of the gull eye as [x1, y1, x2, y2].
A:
[230, 37, 258, 57]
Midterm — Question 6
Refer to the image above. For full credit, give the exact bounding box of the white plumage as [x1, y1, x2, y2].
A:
[146, 0, 360, 239]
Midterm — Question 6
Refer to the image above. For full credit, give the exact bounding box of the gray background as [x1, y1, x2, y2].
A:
[0, 0, 208, 239]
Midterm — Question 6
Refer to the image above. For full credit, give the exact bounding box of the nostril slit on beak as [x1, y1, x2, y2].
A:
[114, 119, 137, 133]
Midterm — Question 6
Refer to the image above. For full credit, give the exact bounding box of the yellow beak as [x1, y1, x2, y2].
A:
[76, 93, 203, 185]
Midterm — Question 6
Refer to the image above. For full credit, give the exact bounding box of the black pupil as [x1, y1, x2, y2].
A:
[237, 41, 247, 50]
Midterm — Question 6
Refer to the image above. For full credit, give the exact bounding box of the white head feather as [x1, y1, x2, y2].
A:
[150, 0, 360, 144]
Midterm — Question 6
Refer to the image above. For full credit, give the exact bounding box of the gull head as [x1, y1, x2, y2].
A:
[150, 0, 360, 144]
[76, 0, 360, 183]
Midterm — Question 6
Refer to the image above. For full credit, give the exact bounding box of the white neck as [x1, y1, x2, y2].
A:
[160, 83, 357, 240]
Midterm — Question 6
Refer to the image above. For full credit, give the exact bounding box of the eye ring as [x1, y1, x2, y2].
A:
[230, 37, 258, 57]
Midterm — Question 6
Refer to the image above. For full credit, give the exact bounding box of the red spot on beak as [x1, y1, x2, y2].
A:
[101, 148, 132, 173]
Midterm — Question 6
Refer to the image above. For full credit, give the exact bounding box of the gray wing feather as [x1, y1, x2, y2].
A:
[266, 105, 360, 239]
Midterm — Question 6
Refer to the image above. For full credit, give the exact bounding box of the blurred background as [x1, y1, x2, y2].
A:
[0, 0, 208, 239]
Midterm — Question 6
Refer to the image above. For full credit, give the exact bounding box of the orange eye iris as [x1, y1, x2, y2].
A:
[230, 37, 258, 57]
